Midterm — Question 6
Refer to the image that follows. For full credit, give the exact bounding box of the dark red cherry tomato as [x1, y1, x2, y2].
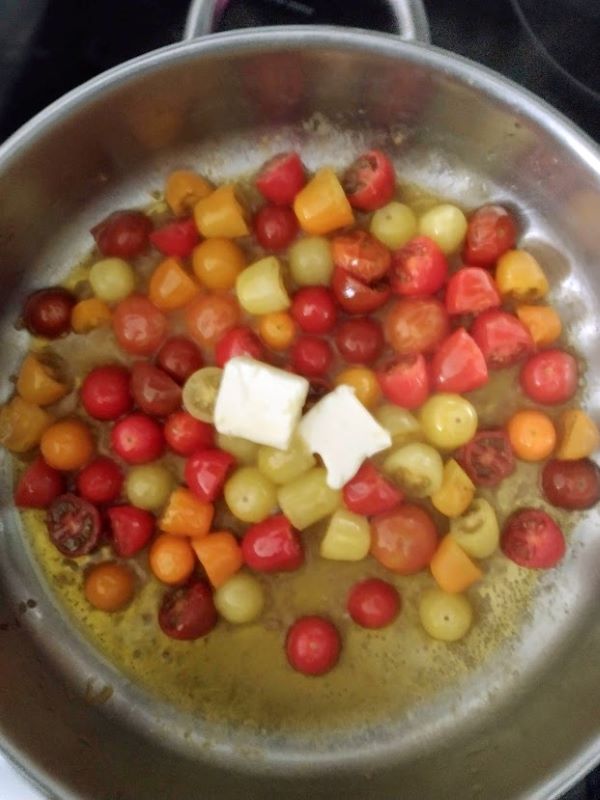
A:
[130, 362, 182, 417]
[81, 365, 133, 421]
[347, 578, 400, 629]
[14, 457, 65, 508]
[377, 354, 430, 409]
[470, 309, 534, 369]
[254, 205, 298, 251]
[255, 151, 306, 206]
[501, 508, 565, 569]
[384, 297, 449, 355]
[215, 326, 265, 368]
[457, 430, 515, 487]
[242, 514, 304, 572]
[164, 412, 214, 456]
[107, 505, 155, 558]
[156, 336, 203, 384]
[445, 267, 501, 316]
[430, 328, 488, 393]
[184, 448, 235, 502]
[390, 236, 448, 296]
[111, 413, 164, 464]
[541, 458, 600, 510]
[113, 295, 168, 356]
[291, 335, 334, 378]
[76, 457, 123, 505]
[91, 210, 152, 259]
[332, 267, 391, 315]
[335, 317, 383, 364]
[286, 616, 341, 676]
[291, 287, 337, 334]
[149, 217, 199, 258]
[303, 377, 331, 412]
[520, 349, 578, 405]
[22, 288, 75, 339]
[331, 230, 391, 284]
[343, 149, 395, 211]
[158, 580, 217, 640]
[47, 493, 101, 557]
[343, 462, 403, 516]
[463, 204, 517, 267]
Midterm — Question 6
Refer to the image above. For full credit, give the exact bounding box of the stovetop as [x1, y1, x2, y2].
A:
[0, 1, 598, 798]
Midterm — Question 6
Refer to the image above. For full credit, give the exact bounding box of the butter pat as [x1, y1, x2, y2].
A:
[214, 357, 309, 450]
[298, 385, 392, 489]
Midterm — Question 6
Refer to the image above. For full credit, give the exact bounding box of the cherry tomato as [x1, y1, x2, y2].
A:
[149, 217, 199, 258]
[81, 365, 133, 421]
[156, 336, 203, 384]
[286, 616, 341, 676]
[91, 210, 152, 259]
[331, 230, 391, 284]
[113, 295, 168, 356]
[370, 504, 438, 575]
[255, 152, 306, 206]
[164, 411, 214, 456]
[343, 150, 395, 211]
[130, 362, 182, 417]
[254, 205, 299, 251]
[501, 508, 565, 569]
[470, 309, 534, 369]
[47, 493, 101, 557]
[40, 419, 95, 471]
[14, 457, 65, 509]
[343, 462, 403, 516]
[184, 448, 235, 502]
[463, 204, 517, 267]
[377, 354, 430, 409]
[332, 267, 391, 315]
[150, 534, 196, 585]
[291, 287, 337, 334]
[335, 319, 382, 366]
[384, 297, 449, 355]
[291, 335, 334, 377]
[22, 288, 76, 338]
[304, 377, 332, 412]
[111, 413, 165, 464]
[541, 458, 600, 510]
[445, 267, 501, 316]
[258, 311, 296, 351]
[520, 349, 578, 405]
[242, 514, 304, 572]
[215, 326, 265, 368]
[390, 236, 448, 296]
[158, 580, 217, 640]
[457, 429, 515, 487]
[185, 293, 240, 348]
[84, 562, 135, 612]
[347, 578, 400, 629]
[76, 457, 123, 505]
[430, 328, 488, 394]
[107, 505, 155, 558]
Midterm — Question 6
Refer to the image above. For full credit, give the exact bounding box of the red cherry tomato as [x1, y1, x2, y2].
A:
[215, 326, 265, 368]
[390, 236, 448, 296]
[76, 457, 123, 505]
[335, 317, 383, 364]
[541, 458, 600, 510]
[519, 349, 578, 405]
[113, 295, 168, 356]
[286, 616, 341, 676]
[457, 430, 515, 487]
[14, 457, 65, 509]
[107, 505, 155, 558]
[184, 448, 235, 502]
[464, 204, 517, 267]
[47, 493, 101, 557]
[291, 335, 334, 378]
[23, 288, 76, 338]
[291, 287, 337, 334]
[242, 514, 304, 572]
[164, 412, 214, 456]
[430, 328, 488, 393]
[343, 462, 403, 516]
[158, 580, 217, 640]
[343, 149, 395, 211]
[130, 362, 182, 417]
[501, 508, 565, 569]
[377, 354, 430, 409]
[156, 336, 203, 384]
[384, 297, 449, 355]
[111, 413, 165, 464]
[149, 217, 199, 258]
[470, 309, 534, 369]
[332, 267, 391, 315]
[445, 267, 501, 316]
[331, 230, 391, 284]
[254, 205, 298, 251]
[370, 505, 438, 575]
[255, 151, 306, 206]
[91, 210, 152, 259]
[81, 365, 133, 421]
[347, 578, 401, 629]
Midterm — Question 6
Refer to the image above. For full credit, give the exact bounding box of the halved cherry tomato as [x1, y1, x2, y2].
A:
[390, 236, 448, 296]
[291, 335, 334, 378]
[71, 297, 112, 334]
[515, 304, 562, 347]
[81, 365, 133, 422]
[463, 204, 517, 267]
[457, 430, 515, 487]
[293, 168, 354, 235]
[430, 328, 488, 393]
[377, 354, 430, 409]
[193, 184, 249, 238]
[156, 336, 203, 384]
[332, 267, 391, 315]
[470, 309, 534, 369]
[23, 287, 75, 339]
[429, 536, 482, 593]
[335, 317, 383, 364]
[111, 413, 164, 464]
[184, 448, 235, 502]
[148, 258, 199, 311]
[291, 287, 337, 334]
[165, 170, 212, 216]
[107, 505, 155, 557]
[191, 531, 243, 589]
[130, 362, 181, 417]
[242, 514, 304, 572]
[76, 457, 123, 505]
[347, 578, 400, 629]
[160, 487, 214, 538]
[15, 457, 65, 508]
[0, 397, 52, 454]
[184, 293, 240, 348]
[91, 210, 152, 259]
[342, 462, 403, 516]
[255, 152, 306, 206]
[445, 267, 501, 316]
[215, 326, 265, 368]
[149, 217, 199, 258]
[16, 354, 68, 407]
[501, 508, 565, 569]
[164, 411, 214, 456]
[343, 150, 395, 211]
[555, 409, 600, 460]
[370, 504, 438, 575]
[331, 230, 391, 284]
[254, 206, 298, 251]
[286, 616, 341, 676]
[158, 580, 217, 640]
[384, 297, 449, 355]
[541, 458, 600, 510]
[47, 493, 101, 557]
[113, 295, 167, 356]
[519, 349, 578, 405]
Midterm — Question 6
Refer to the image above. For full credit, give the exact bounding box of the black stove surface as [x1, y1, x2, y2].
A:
[0, 1, 598, 798]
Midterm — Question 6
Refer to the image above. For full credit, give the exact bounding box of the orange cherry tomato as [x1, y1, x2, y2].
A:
[334, 367, 380, 408]
[165, 170, 212, 216]
[258, 311, 296, 351]
[148, 257, 199, 311]
[184, 293, 240, 347]
[16, 354, 68, 406]
[71, 298, 112, 333]
[555, 409, 600, 460]
[515, 304, 562, 347]
[192, 238, 246, 290]
[194, 185, 249, 238]
[293, 168, 355, 235]
[40, 419, 95, 470]
[149, 533, 196, 585]
[84, 562, 135, 612]
[160, 487, 214, 537]
[0, 396, 52, 453]
[191, 531, 243, 588]
[430, 536, 482, 593]
[507, 409, 556, 462]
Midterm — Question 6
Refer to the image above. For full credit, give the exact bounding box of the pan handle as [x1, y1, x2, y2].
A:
[183, 0, 430, 43]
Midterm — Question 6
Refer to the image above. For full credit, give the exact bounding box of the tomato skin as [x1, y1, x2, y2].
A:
[463, 205, 517, 267]
[23, 288, 75, 338]
[457, 429, 515, 487]
[15, 457, 65, 509]
[343, 462, 403, 515]
[501, 508, 565, 569]
[158, 580, 217, 641]
[76, 457, 123, 505]
[377, 354, 430, 409]
[347, 578, 400, 629]
[335, 317, 383, 365]
[520, 349, 578, 405]
[81, 365, 133, 421]
[255, 152, 306, 206]
[384, 297, 449, 355]
[111, 413, 165, 464]
[164, 412, 214, 456]
[430, 328, 488, 393]
[390, 236, 448, 296]
[46, 493, 101, 557]
[541, 458, 600, 510]
[130, 362, 182, 417]
[445, 267, 501, 316]
[107, 505, 155, 558]
[113, 295, 168, 356]
[291, 287, 337, 335]
[242, 514, 304, 572]
[215, 326, 265, 368]
[156, 336, 203, 384]
[332, 267, 391, 315]
[470, 309, 534, 369]
[291, 335, 334, 377]
[149, 217, 199, 258]
[343, 150, 395, 211]
[254, 205, 298, 251]
[184, 293, 240, 348]
[286, 616, 341, 676]
[370, 504, 438, 575]
[91, 210, 152, 259]
[331, 230, 391, 284]
[184, 448, 235, 502]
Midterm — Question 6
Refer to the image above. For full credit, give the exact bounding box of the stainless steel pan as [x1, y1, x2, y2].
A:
[1, 15, 600, 800]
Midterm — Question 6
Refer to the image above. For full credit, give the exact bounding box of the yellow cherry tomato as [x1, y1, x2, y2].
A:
[555, 409, 600, 460]
[293, 168, 354, 235]
[430, 459, 475, 518]
[236, 256, 290, 315]
[71, 298, 112, 333]
[506, 409, 556, 462]
[192, 238, 246, 290]
[16, 354, 68, 406]
[0, 396, 52, 453]
[515, 304, 562, 346]
[496, 249, 549, 301]
[165, 170, 212, 216]
[419, 588, 473, 642]
[194, 184, 249, 238]
[148, 257, 199, 311]
[258, 311, 296, 351]
[334, 367, 380, 408]
[40, 418, 95, 470]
